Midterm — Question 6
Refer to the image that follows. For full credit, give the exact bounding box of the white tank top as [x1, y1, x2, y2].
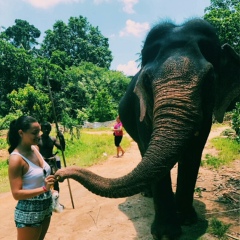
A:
[10, 146, 51, 189]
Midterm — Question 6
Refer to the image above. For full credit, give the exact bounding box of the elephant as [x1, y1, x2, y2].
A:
[55, 18, 240, 240]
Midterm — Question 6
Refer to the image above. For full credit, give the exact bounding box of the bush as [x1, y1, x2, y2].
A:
[0, 110, 22, 130]
[231, 102, 240, 142]
[207, 218, 231, 239]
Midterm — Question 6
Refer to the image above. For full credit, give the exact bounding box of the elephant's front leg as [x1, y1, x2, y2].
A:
[175, 156, 201, 225]
[151, 173, 182, 240]
[175, 131, 209, 225]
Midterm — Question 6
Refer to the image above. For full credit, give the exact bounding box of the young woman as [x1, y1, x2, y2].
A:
[112, 116, 125, 157]
[7, 116, 55, 240]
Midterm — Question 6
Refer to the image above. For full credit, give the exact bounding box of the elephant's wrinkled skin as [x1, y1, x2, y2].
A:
[55, 19, 240, 240]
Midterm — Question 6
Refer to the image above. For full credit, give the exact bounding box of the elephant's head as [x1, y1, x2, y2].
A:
[55, 19, 240, 198]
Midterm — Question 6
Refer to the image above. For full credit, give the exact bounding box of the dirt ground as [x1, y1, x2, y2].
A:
[0, 126, 239, 240]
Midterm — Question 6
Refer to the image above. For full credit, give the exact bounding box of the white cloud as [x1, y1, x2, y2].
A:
[120, 0, 138, 14]
[117, 60, 139, 76]
[108, 33, 116, 39]
[119, 19, 149, 37]
[93, 0, 110, 4]
[22, 0, 85, 9]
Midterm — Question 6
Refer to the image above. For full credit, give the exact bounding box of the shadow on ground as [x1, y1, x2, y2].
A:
[119, 194, 209, 240]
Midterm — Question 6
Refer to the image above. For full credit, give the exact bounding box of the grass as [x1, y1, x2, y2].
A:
[0, 160, 9, 192]
[210, 122, 230, 130]
[0, 128, 132, 193]
[202, 137, 240, 169]
[64, 130, 131, 167]
[0, 138, 8, 150]
[207, 218, 231, 239]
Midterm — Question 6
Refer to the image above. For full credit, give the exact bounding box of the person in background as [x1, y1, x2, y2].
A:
[112, 116, 125, 158]
[38, 122, 65, 193]
[7, 115, 55, 240]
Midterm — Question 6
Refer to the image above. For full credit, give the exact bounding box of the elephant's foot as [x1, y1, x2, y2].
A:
[177, 207, 198, 226]
[152, 235, 180, 240]
[151, 222, 182, 240]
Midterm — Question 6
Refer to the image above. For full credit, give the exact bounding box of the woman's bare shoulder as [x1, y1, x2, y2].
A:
[8, 153, 24, 167]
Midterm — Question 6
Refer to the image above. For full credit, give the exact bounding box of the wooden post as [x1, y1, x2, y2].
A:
[46, 77, 75, 209]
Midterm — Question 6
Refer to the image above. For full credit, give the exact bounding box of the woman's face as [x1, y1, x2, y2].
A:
[19, 122, 41, 146]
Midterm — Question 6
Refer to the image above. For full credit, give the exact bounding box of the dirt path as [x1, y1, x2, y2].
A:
[0, 126, 239, 240]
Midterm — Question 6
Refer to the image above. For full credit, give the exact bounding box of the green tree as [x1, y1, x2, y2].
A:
[204, 1, 240, 143]
[41, 16, 113, 69]
[0, 39, 61, 117]
[62, 62, 130, 121]
[0, 19, 129, 123]
[88, 89, 117, 122]
[2, 19, 41, 50]
[0, 40, 34, 115]
[204, 0, 240, 52]
[0, 110, 22, 130]
[7, 84, 52, 122]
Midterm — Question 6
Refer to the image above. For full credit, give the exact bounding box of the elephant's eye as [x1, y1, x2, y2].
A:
[142, 72, 153, 91]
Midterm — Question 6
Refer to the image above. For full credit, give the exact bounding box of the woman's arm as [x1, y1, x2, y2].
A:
[8, 155, 55, 200]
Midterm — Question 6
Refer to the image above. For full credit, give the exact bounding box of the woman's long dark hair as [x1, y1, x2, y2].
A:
[7, 116, 38, 153]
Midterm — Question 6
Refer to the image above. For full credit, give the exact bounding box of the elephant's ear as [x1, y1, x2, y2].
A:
[134, 72, 148, 122]
[213, 44, 240, 123]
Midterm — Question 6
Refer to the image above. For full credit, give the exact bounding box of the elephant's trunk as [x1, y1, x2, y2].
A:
[56, 110, 197, 198]
[56, 56, 209, 198]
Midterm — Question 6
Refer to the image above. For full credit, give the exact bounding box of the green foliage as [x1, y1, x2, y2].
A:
[231, 102, 240, 141]
[207, 217, 231, 239]
[88, 89, 117, 122]
[202, 137, 240, 168]
[50, 50, 70, 69]
[0, 160, 9, 193]
[0, 138, 8, 150]
[204, 0, 240, 52]
[62, 62, 130, 121]
[0, 17, 130, 123]
[221, 128, 236, 137]
[1, 19, 41, 50]
[0, 110, 22, 130]
[76, 108, 88, 125]
[61, 112, 78, 133]
[194, 187, 203, 198]
[0, 40, 34, 115]
[7, 84, 52, 122]
[41, 16, 113, 69]
[203, 154, 222, 168]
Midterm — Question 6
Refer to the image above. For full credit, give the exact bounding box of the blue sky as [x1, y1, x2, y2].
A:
[0, 0, 210, 75]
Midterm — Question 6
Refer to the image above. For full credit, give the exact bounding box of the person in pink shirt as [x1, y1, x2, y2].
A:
[112, 116, 125, 157]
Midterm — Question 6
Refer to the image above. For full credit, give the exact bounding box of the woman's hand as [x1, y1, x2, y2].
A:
[44, 175, 55, 191]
